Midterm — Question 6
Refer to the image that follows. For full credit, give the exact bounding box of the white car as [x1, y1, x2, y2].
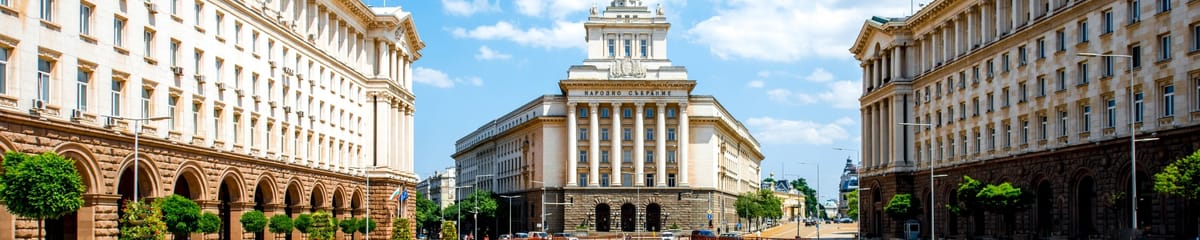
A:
[660, 232, 676, 240]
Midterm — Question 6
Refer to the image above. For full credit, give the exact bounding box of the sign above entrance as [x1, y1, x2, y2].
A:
[568, 89, 688, 97]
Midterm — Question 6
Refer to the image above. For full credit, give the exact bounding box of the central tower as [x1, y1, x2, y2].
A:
[568, 0, 685, 80]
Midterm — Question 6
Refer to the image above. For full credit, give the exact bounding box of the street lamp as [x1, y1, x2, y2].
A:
[349, 166, 386, 240]
[1077, 52, 1158, 238]
[454, 185, 474, 240]
[103, 115, 171, 202]
[472, 174, 494, 240]
[898, 122, 940, 240]
[795, 162, 822, 240]
[500, 195, 521, 238]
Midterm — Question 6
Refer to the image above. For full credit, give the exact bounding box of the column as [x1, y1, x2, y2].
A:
[967, 8, 975, 49]
[567, 103, 578, 186]
[611, 102, 623, 186]
[655, 103, 667, 187]
[376, 95, 391, 168]
[994, 0, 1003, 39]
[873, 104, 882, 166]
[861, 109, 871, 169]
[892, 48, 902, 80]
[862, 64, 869, 92]
[633, 102, 645, 186]
[679, 102, 689, 186]
[406, 107, 415, 172]
[589, 102, 601, 187]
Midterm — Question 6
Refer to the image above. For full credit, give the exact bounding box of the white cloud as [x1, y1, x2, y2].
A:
[687, 0, 910, 62]
[514, 0, 591, 19]
[451, 21, 585, 50]
[413, 67, 483, 88]
[746, 116, 853, 145]
[474, 46, 512, 60]
[746, 80, 765, 88]
[804, 68, 834, 82]
[441, 0, 500, 16]
[766, 81, 860, 109]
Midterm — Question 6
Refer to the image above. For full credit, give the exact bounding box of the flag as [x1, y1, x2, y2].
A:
[399, 189, 409, 202]
[389, 187, 402, 200]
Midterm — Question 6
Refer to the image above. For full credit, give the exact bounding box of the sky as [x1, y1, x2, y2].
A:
[362, 0, 919, 201]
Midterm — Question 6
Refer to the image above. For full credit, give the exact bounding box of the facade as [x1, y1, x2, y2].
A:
[851, 0, 1200, 239]
[773, 188, 806, 222]
[836, 157, 858, 219]
[452, 0, 764, 235]
[416, 167, 457, 208]
[0, 0, 423, 239]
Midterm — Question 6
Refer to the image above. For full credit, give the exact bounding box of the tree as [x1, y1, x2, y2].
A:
[358, 218, 378, 235]
[790, 178, 819, 217]
[339, 217, 359, 239]
[393, 217, 414, 240]
[846, 190, 860, 220]
[442, 203, 460, 221]
[0, 151, 86, 239]
[883, 193, 918, 219]
[1155, 148, 1200, 199]
[157, 194, 202, 237]
[294, 213, 314, 238]
[269, 214, 295, 239]
[416, 193, 441, 235]
[440, 220, 458, 240]
[197, 212, 222, 237]
[307, 211, 337, 240]
[459, 189, 499, 218]
[240, 210, 269, 235]
[120, 199, 168, 240]
[976, 182, 1029, 236]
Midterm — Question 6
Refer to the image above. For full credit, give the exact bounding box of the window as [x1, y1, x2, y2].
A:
[251, 32, 259, 53]
[623, 108, 632, 118]
[143, 30, 155, 57]
[972, 66, 980, 83]
[607, 39, 615, 57]
[1196, 77, 1200, 111]
[986, 93, 995, 112]
[1163, 85, 1175, 116]
[76, 70, 90, 111]
[1056, 29, 1067, 51]
[1078, 20, 1089, 43]
[1077, 61, 1089, 85]
[1135, 91, 1145, 122]
[232, 114, 240, 144]
[622, 150, 632, 163]
[169, 41, 180, 67]
[168, 97, 178, 130]
[1102, 9, 1114, 34]
[623, 39, 632, 57]
[1037, 76, 1047, 96]
[1103, 55, 1114, 77]
[644, 150, 654, 163]
[578, 150, 588, 163]
[1130, 44, 1143, 68]
[974, 130, 982, 152]
[214, 12, 224, 36]
[1057, 68, 1067, 90]
[37, 59, 53, 103]
[1021, 120, 1029, 144]
[666, 150, 676, 163]
[579, 107, 588, 118]
[644, 174, 655, 186]
[667, 174, 676, 187]
[192, 103, 200, 134]
[1018, 46, 1027, 65]
[578, 128, 588, 140]
[1192, 23, 1200, 51]
[40, 0, 54, 21]
[1003, 123, 1011, 147]
[622, 173, 632, 186]
[80, 4, 93, 35]
[234, 22, 242, 45]
[986, 59, 995, 77]
[1040, 115, 1048, 140]
[1159, 34, 1172, 60]
[667, 128, 676, 141]
[972, 98, 980, 116]
[170, 0, 178, 15]
[645, 107, 655, 118]
[600, 173, 610, 187]
[600, 108, 610, 118]
[1019, 83, 1028, 102]
[111, 80, 124, 116]
[141, 88, 152, 118]
[1002, 53, 1011, 72]
[1157, 0, 1170, 13]
[1037, 38, 1046, 58]
[114, 17, 126, 47]
[959, 102, 966, 119]
[646, 128, 654, 140]
[623, 128, 632, 141]
[601, 150, 610, 163]
[640, 39, 648, 58]
[0, 48, 7, 94]
[667, 108, 676, 118]
[1129, 0, 1141, 23]
[194, 2, 202, 26]
[1106, 99, 1117, 128]
[1059, 111, 1069, 136]
[1081, 105, 1091, 132]
[579, 174, 588, 186]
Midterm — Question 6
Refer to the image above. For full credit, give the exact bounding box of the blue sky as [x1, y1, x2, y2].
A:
[364, 0, 917, 201]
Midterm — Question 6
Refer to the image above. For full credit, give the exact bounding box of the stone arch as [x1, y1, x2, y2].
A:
[0, 135, 18, 153]
[645, 202, 662, 232]
[53, 143, 100, 194]
[172, 161, 207, 200]
[217, 168, 247, 203]
[284, 179, 305, 217]
[1033, 177, 1054, 236]
[595, 203, 611, 232]
[218, 169, 245, 240]
[1072, 172, 1097, 238]
[332, 186, 346, 218]
[619, 203, 635, 232]
[113, 153, 163, 197]
[0, 136, 17, 240]
[350, 188, 365, 217]
[310, 182, 328, 213]
[253, 173, 279, 212]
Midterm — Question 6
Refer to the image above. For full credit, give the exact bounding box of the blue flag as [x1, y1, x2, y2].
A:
[400, 189, 409, 202]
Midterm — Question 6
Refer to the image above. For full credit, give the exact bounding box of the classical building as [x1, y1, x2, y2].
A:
[452, 0, 763, 235]
[417, 167, 457, 208]
[851, 0, 1199, 238]
[836, 157, 858, 219]
[0, 0, 423, 239]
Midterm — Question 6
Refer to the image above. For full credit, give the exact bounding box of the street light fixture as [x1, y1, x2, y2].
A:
[454, 185, 474, 240]
[349, 166, 386, 240]
[472, 174, 494, 240]
[1077, 52, 1151, 238]
[899, 122, 945, 240]
[500, 195, 521, 238]
[103, 115, 170, 202]
[796, 162, 822, 240]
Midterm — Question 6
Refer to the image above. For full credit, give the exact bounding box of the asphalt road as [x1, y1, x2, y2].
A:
[754, 221, 859, 240]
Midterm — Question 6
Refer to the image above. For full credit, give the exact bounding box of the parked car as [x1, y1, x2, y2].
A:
[660, 231, 676, 240]
[836, 218, 854, 223]
[691, 229, 717, 240]
[552, 233, 578, 240]
[500, 234, 513, 240]
[515, 233, 531, 240]
[719, 232, 742, 240]
[529, 232, 549, 240]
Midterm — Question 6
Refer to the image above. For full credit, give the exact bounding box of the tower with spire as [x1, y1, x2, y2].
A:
[837, 156, 859, 218]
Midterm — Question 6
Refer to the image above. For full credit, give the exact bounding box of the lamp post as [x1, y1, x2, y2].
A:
[349, 166, 386, 240]
[455, 185, 474, 240]
[898, 122, 943, 240]
[1076, 53, 1160, 238]
[501, 195, 521, 238]
[472, 174, 494, 240]
[782, 173, 806, 239]
[795, 163, 822, 240]
[103, 115, 171, 202]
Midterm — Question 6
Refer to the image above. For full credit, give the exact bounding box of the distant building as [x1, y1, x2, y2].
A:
[837, 157, 858, 218]
[821, 200, 839, 220]
[417, 167, 457, 208]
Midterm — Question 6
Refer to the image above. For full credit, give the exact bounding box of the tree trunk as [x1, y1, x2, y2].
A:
[38, 218, 43, 240]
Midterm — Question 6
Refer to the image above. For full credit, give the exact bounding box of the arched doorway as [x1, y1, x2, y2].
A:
[332, 189, 344, 218]
[284, 183, 302, 240]
[1036, 180, 1053, 236]
[116, 164, 154, 219]
[646, 203, 661, 232]
[173, 170, 203, 240]
[947, 189, 958, 235]
[310, 186, 325, 214]
[1074, 176, 1095, 238]
[44, 151, 93, 240]
[253, 180, 274, 240]
[595, 204, 611, 232]
[620, 203, 635, 232]
[219, 177, 239, 240]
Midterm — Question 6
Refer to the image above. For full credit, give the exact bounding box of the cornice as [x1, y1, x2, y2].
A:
[450, 116, 563, 158]
[558, 80, 696, 93]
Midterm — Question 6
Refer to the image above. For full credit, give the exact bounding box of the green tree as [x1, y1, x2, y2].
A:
[120, 199, 168, 240]
[459, 190, 499, 218]
[393, 217, 414, 240]
[157, 194, 201, 237]
[358, 218, 378, 234]
[269, 214, 295, 239]
[0, 151, 86, 239]
[307, 211, 337, 240]
[442, 203, 460, 221]
[1155, 148, 1200, 199]
[440, 220, 458, 240]
[883, 193, 918, 219]
[339, 217, 360, 239]
[294, 213, 314, 238]
[755, 189, 783, 220]
[197, 212, 222, 236]
[240, 210, 269, 235]
[976, 182, 1029, 236]
[789, 178, 819, 217]
[416, 193, 441, 234]
[846, 190, 860, 220]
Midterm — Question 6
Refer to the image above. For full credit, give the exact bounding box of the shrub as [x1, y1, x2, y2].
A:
[269, 214, 295, 235]
[393, 217, 414, 240]
[119, 199, 168, 240]
[883, 193, 918, 219]
[198, 212, 222, 234]
[0, 151, 85, 239]
[240, 210, 268, 233]
[440, 221, 458, 240]
[156, 194, 201, 235]
[307, 211, 337, 240]
[294, 213, 313, 236]
[340, 217, 360, 236]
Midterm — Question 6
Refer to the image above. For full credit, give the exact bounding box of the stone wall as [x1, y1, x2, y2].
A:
[561, 188, 731, 234]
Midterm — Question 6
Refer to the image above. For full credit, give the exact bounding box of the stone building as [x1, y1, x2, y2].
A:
[0, 0, 423, 239]
[417, 167, 457, 208]
[451, 0, 763, 235]
[837, 157, 858, 219]
[851, 0, 1199, 238]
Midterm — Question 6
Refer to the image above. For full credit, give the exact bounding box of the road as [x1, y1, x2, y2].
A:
[754, 221, 858, 240]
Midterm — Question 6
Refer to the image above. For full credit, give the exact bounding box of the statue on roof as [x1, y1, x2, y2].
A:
[657, 3, 664, 15]
[590, 3, 598, 15]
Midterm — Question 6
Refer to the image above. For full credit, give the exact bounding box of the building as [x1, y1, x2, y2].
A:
[836, 157, 858, 219]
[773, 187, 806, 222]
[417, 167, 457, 208]
[452, 0, 764, 234]
[0, 0, 424, 239]
[851, 0, 1199, 239]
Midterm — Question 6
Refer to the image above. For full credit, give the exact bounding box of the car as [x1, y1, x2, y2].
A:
[660, 231, 676, 240]
[552, 233, 578, 240]
[719, 232, 743, 240]
[529, 232, 549, 240]
[515, 233, 531, 240]
[836, 218, 854, 223]
[690, 229, 717, 240]
[500, 234, 513, 240]
[803, 219, 816, 226]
